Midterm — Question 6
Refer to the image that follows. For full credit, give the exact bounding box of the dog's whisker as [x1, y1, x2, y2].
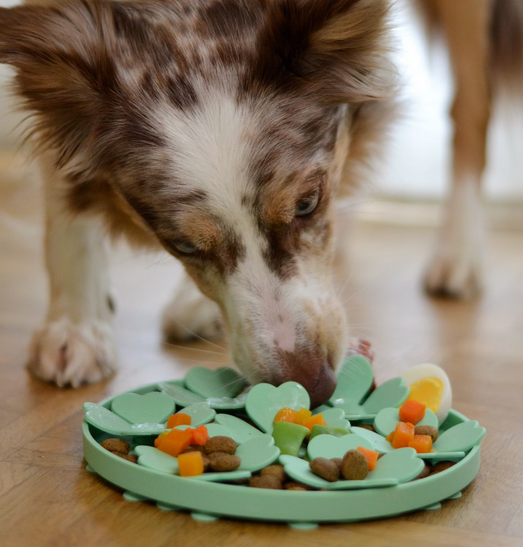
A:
[162, 317, 227, 353]
[162, 341, 228, 357]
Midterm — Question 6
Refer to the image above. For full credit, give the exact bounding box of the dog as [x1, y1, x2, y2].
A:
[0, 0, 396, 406]
[1, 0, 520, 406]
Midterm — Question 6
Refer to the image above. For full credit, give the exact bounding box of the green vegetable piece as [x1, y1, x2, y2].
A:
[309, 425, 350, 442]
[271, 421, 310, 457]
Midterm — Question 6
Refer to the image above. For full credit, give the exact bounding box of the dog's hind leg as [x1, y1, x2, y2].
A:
[424, 0, 493, 298]
[162, 272, 224, 343]
[28, 156, 117, 387]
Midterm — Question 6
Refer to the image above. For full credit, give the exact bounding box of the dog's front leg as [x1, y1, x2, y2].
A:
[28, 158, 117, 387]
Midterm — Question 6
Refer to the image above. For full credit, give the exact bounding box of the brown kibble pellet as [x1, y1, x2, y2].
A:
[310, 457, 340, 482]
[260, 465, 286, 482]
[284, 481, 310, 491]
[432, 461, 456, 475]
[111, 451, 137, 463]
[207, 452, 241, 472]
[358, 424, 376, 433]
[204, 436, 237, 455]
[341, 449, 369, 480]
[331, 458, 343, 471]
[101, 438, 130, 455]
[414, 425, 439, 443]
[415, 462, 433, 480]
[202, 456, 211, 472]
[249, 475, 283, 489]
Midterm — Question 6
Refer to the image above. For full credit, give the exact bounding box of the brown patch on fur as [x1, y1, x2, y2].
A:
[246, 0, 394, 104]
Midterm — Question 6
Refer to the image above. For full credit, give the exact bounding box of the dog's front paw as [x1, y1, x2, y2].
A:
[162, 283, 224, 342]
[28, 318, 117, 387]
[424, 222, 484, 299]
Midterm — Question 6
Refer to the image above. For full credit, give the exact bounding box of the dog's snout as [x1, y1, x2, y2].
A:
[274, 355, 337, 408]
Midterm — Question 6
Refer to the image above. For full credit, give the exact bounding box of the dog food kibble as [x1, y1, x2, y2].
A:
[408, 434, 433, 454]
[416, 462, 433, 480]
[415, 425, 438, 443]
[432, 461, 456, 475]
[112, 451, 138, 463]
[208, 452, 241, 472]
[357, 446, 380, 471]
[249, 475, 283, 489]
[399, 399, 427, 425]
[310, 457, 340, 482]
[260, 464, 286, 482]
[272, 421, 310, 456]
[101, 438, 130, 454]
[178, 451, 205, 477]
[166, 413, 192, 429]
[331, 457, 343, 471]
[204, 436, 237, 455]
[284, 483, 308, 491]
[358, 424, 376, 433]
[341, 449, 369, 480]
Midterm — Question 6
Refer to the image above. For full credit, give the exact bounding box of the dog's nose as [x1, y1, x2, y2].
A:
[283, 363, 337, 409]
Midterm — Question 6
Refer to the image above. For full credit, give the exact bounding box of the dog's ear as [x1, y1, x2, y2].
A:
[259, 0, 394, 104]
[0, 2, 120, 165]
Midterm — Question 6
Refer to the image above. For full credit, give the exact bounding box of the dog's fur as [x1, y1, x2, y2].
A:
[0, 0, 396, 405]
[0, 0, 521, 404]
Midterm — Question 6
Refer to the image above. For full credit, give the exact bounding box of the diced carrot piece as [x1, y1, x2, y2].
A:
[192, 425, 209, 446]
[274, 407, 299, 423]
[357, 446, 380, 471]
[302, 414, 327, 432]
[399, 399, 426, 425]
[386, 432, 395, 443]
[408, 435, 433, 454]
[166, 413, 192, 429]
[295, 408, 313, 426]
[157, 428, 193, 457]
[391, 422, 415, 449]
[178, 451, 204, 477]
[154, 431, 169, 448]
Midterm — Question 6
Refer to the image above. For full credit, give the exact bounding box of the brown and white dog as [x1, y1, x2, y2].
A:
[0, 0, 521, 405]
[0, 0, 396, 405]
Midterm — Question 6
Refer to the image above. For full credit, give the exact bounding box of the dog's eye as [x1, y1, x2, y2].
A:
[295, 191, 320, 217]
[174, 241, 199, 255]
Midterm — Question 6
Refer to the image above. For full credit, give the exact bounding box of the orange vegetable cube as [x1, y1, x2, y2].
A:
[157, 428, 193, 457]
[357, 446, 380, 471]
[178, 451, 204, 477]
[399, 400, 426, 425]
[192, 425, 209, 446]
[295, 408, 313, 426]
[302, 414, 327, 432]
[154, 431, 169, 448]
[385, 432, 395, 443]
[391, 422, 415, 449]
[408, 435, 433, 454]
[274, 407, 299, 423]
[167, 413, 192, 429]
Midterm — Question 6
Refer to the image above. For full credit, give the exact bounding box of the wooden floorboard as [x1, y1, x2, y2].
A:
[0, 154, 522, 546]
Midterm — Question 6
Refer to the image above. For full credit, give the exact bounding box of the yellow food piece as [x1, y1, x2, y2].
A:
[407, 377, 443, 413]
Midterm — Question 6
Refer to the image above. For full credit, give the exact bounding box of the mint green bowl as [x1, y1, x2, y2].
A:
[82, 381, 481, 524]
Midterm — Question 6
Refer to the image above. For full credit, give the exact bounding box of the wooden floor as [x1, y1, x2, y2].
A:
[1, 151, 523, 547]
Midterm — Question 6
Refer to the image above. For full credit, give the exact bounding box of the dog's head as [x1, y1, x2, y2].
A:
[0, 0, 394, 406]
